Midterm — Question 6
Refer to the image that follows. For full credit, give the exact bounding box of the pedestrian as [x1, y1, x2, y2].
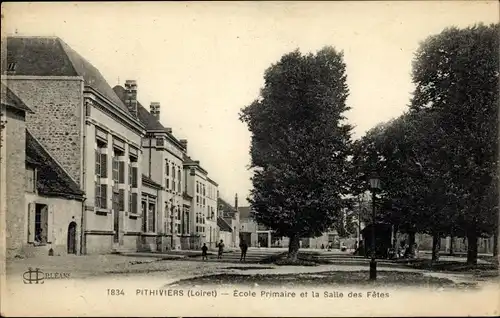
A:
[239, 240, 248, 262]
[217, 239, 224, 259]
[201, 243, 208, 261]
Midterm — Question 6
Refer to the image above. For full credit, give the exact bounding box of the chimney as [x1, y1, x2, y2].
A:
[235, 193, 238, 210]
[124, 80, 138, 117]
[150, 102, 160, 120]
[179, 139, 188, 151]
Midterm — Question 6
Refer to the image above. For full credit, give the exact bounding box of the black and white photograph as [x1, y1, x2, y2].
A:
[1, 1, 499, 317]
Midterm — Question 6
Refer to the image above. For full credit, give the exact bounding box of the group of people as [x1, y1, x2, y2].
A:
[200, 239, 249, 262]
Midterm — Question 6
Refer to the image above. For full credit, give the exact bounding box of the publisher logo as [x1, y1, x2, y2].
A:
[22, 268, 71, 284]
[23, 267, 44, 284]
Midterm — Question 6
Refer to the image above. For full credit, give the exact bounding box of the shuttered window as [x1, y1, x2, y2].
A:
[100, 153, 107, 178]
[131, 167, 138, 188]
[118, 161, 125, 184]
[100, 184, 107, 209]
[131, 193, 138, 214]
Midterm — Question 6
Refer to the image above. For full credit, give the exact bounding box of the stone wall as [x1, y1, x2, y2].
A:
[6, 78, 84, 186]
[5, 109, 26, 259]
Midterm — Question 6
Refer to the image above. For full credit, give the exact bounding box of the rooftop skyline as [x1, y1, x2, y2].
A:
[2, 1, 498, 203]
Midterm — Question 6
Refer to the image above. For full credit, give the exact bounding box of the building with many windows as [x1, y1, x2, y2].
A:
[114, 81, 187, 251]
[4, 36, 225, 256]
[4, 36, 146, 254]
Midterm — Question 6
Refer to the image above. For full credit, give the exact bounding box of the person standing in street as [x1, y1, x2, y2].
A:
[217, 239, 224, 259]
[239, 240, 248, 262]
[201, 243, 208, 261]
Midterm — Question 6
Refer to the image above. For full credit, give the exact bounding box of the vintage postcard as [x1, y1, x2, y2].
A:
[1, 1, 499, 317]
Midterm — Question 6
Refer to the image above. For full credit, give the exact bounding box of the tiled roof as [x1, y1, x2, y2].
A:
[142, 174, 162, 189]
[217, 217, 232, 232]
[218, 197, 236, 213]
[0, 82, 33, 113]
[113, 85, 165, 131]
[26, 130, 84, 200]
[113, 85, 185, 149]
[5, 36, 131, 114]
[238, 206, 252, 220]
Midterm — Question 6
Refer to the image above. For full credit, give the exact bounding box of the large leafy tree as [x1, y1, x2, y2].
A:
[239, 47, 352, 260]
[410, 23, 499, 264]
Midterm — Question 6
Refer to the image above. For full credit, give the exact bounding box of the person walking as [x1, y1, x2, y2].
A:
[201, 243, 208, 261]
[239, 240, 248, 262]
[217, 239, 224, 259]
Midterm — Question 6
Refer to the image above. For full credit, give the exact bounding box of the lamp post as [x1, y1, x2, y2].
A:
[369, 175, 381, 280]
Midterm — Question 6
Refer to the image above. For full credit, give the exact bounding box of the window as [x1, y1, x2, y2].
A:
[177, 224, 181, 233]
[28, 203, 49, 245]
[95, 181, 107, 209]
[141, 201, 147, 232]
[196, 182, 199, 193]
[148, 202, 156, 233]
[166, 161, 169, 176]
[112, 156, 119, 185]
[26, 167, 36, 193]
[142, 195, 157, 233]
[172, 179, 175, 192]
[156, 138, 164, 147]
[7, 62, 16, 72]
[171, 165, 175, 178]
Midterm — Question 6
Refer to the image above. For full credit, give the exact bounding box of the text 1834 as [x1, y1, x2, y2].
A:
[107, 289, 125, 296]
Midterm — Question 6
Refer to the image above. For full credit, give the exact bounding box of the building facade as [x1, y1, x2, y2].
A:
[4, 36, 226, 255]
[114, 82, 187, 251]
[4, 36, 146, 255]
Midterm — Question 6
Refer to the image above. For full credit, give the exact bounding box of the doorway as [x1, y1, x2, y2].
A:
[67, 222, 77, 254]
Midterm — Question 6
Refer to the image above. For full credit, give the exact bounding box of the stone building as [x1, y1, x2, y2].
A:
[183, 155, 219, 249]
[4, 36, 146, 254]
[206, 178, 219, 249]
[217, 196, 240, 248]
[1, 83, 34, 258]
[1, 82, 84, 258]
[25, 130, 85, 257]
[113, 82, 187, 251]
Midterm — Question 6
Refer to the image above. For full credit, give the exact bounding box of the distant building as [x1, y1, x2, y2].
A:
[217, 195, 240, 248]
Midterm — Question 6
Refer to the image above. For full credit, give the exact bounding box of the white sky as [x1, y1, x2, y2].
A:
[3, 1, 498, 205]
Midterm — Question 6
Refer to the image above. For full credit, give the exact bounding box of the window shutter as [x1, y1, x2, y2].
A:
[100, 153, 107, 178]
[132, 193, 138, 213]
[101, 184, 108, 209]
[95, 150, 100, 175]
[47, 205, 54, 243]
[119, 189, 125, 211]
[132, 167, 138, 188]
[118, 161, 125, 183]
[28, 203, 35, 243]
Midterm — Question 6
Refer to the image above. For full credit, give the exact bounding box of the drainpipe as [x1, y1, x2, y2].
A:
[148, 137, 152, 178]
[80, 97, 87, 255]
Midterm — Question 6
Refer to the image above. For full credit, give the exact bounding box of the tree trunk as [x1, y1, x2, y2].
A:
[288, 235, 300, 261]
[467, 231, 478, 265]
[432, 233, 440, 262]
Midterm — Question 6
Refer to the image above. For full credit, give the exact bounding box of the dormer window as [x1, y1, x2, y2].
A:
[7, 62, 16, 72]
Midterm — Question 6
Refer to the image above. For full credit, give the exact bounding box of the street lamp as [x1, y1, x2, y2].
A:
[369, 175, 381, 280]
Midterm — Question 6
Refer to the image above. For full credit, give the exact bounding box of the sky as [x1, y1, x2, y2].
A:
[2, 1, 499, 205]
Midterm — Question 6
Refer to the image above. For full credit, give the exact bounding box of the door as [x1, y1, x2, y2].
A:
[67, 222, 77, 254]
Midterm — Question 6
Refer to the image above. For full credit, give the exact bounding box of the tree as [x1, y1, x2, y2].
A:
[239, 47, 352, 260]
[410, 23, 499, 264]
